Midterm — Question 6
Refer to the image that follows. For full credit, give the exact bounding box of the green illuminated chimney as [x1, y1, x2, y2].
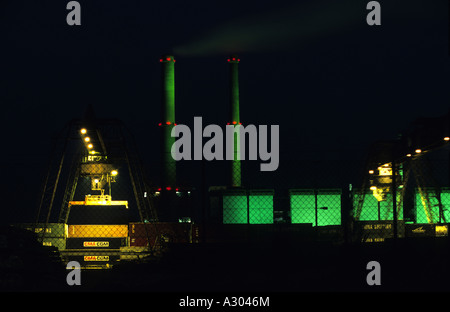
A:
[228, 55, 241, 187]
[160, 55, 176, 188]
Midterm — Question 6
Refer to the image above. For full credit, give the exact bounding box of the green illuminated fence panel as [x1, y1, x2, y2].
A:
[440, 188, 450, 222]
[380, 193, 403, 221]
[290, 189, 315, 225]
[415, 188, 450, 224]
[354, 190, 378, 221]
[290, 189, 341, 226]
[354, 190, 403, 221]
[249, 190, 274, 224]
[317, 189, 341, 226]
[223, 191, 247, 224]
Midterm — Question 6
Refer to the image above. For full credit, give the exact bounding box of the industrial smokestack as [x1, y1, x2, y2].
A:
[160, 55, 176, 188]
[228, 55, 242, 187]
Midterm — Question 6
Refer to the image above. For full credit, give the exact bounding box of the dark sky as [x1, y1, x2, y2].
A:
[0, 0, 449, 221]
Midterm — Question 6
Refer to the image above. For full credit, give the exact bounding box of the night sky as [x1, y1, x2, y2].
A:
[0, 0, 449, 221]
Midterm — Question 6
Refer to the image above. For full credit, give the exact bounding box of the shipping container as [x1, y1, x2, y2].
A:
[129, 222, 193, 246]
[13, 223, 68, 238]
[192, 224, 200, 243]
[435, 224, 448, 237]
[316, 225, 344, 242]
[120, 246, 150, 260]
[405, 223, 437, 238]
[67, 205, 129, 225]
[67, 254, 120, 265]
[68, 224, 128, 238]
[41, 237, 66, 250]
[66, 237, 127, 249]
[354, 220, 405, 243]
[129, 237, 150, 247]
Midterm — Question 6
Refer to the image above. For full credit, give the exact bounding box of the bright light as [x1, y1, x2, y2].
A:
[415, 149, 422, 154]
[87, 143, 93, 149]
[111, 170, 118, 176]
[369, 170, 374, 174]
[84, 137, 90, 142]
[444, 137, 450, 141]
[370, 186, 377, 191]
[406, 153, 412, 157]
[80, 128, 87, 134]
[166, 187, 172, 191]
[94, 179, 99, 183]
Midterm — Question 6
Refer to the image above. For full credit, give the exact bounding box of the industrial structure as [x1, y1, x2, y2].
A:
[227, 55, 242, 188]
[11, 54, 450, 269]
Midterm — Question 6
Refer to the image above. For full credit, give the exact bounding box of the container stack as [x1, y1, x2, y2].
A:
[13, 223, 67, 250]
[129, 222, 194, 248]
[65, 204, 129, 267]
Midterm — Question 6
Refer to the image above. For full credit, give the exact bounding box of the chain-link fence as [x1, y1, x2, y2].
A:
[3, 118, 450, 279]
[202, 146, 450, 245]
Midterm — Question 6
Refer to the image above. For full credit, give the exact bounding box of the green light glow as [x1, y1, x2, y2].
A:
[161, 55, 176, 187]
[290, 189, 341, 226]
[222, 190, 274, 224]
[249, 193, 273, 224]
[355, 191, 403, 221]
[415, 188, 450, 223]
[317, 190, 341, 226]
[223, 193, 247, 224]
[229, 57, 241, 187]
[357, 191, 379, 221]
[290, 190, 315, 225]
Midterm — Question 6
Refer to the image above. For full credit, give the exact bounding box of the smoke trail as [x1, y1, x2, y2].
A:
[174, 1, 362, 56]
[174, 0, 445, 56]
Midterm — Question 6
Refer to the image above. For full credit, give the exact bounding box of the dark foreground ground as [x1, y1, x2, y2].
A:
[85, 238, 450, 292]
[2, 228, 450, 293]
